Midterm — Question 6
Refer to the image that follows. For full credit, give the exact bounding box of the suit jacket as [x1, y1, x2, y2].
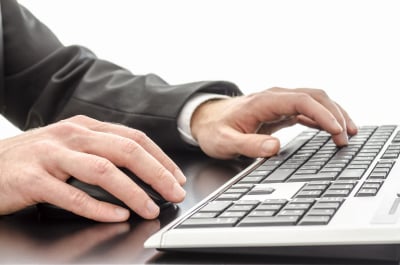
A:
[0, 0, 241, 150]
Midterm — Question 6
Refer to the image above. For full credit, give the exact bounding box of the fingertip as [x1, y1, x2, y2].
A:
[172, 182, 186, 202]
[114, 207, 130, 221]
[347, 119, 358, 135]
[144, 199, 160, 219]
[173, 168, 187, 185]
[332, 119, 344, 134]
[332, 131, 349, 147]
[261, 138, 280, 157]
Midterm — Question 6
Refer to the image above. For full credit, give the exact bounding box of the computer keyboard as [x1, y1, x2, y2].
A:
[177, 125, 400, 229]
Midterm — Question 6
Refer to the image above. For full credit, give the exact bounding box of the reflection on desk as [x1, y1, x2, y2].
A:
[0, 153, 397, 264]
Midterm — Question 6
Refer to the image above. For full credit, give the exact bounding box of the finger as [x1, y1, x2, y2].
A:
[254, 91, 344, 136]
[97, 124, 186, 185]
[297, 89, 349, 146]
[62, 129, 186, 204]
[55, 151, 162, 219]
[220, 128, 280, 158]
[37, 174, 131, 222]
[335, 102, 358, 135]
[267, 88, 350, 145]
[63, 115, 186, 185]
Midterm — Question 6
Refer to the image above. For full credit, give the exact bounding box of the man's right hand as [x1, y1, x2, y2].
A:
[0, 115, 186, 222]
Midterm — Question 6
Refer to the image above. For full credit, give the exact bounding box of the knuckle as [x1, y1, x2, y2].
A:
[131, 129, 148, 145]
[45, 122, 90, 148]
[154, 166, 171, 184]
[268, 86, 282, 92]
[312, 88, 328, 99]
[296, 92, 312, 102]
[31, 139, 60, 154]
[65, 115, 90, 123]
[48, 121, 85, 137]
[118, 137, 140, 155]
[245, 92, 264, 106]
[69, 189, 90, 211]
[91, 157, 113, 176]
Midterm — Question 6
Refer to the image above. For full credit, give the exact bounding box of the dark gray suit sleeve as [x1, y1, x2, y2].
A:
[0, 0, 241, 150]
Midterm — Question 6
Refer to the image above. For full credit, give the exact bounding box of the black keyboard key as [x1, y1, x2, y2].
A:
[263, 168, 296, 183]
[238, 216, 299, 227]
[312, 202, 341, 209]
[215, 193, 244, 201]
[200, 201, 232, 213]
[247, 210, 275, 217]
[247, 186, 276, 195]
[288, 172, 338, 182]
[299, 215, 331, 225]
[180, 217, 239, 228]
[307, 209, 336, 216]
[337, 169, 366, 180]
[322, 189, 350, 197]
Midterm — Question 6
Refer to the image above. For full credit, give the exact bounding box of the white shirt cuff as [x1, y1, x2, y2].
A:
[177, 93, 230, 146]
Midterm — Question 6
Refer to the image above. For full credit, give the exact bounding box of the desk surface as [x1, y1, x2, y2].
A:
[0, 153, 398, 265]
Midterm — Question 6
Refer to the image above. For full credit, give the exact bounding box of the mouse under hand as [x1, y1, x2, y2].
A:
[38, 167, 175, 221]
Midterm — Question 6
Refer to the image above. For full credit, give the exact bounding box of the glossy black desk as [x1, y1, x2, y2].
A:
[0, 153, 397, 264]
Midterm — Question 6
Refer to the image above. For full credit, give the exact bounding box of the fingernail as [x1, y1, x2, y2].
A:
[173, 182, 186, 200]
[114, 207, 130, 219]
[333, 119, 343, 133]
[146, 200, 159, 216]
[262, 140, 278, 155]
[348, 119, 358, 132]
[174, 168, 187, 185]
[338, 131, 349, 145]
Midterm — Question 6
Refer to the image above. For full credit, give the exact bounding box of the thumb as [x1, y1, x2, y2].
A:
[231, 132, 281, 158]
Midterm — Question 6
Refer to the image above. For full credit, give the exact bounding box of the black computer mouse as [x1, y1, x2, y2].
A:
[38, 167, 172, 220]
[68, 167, 170, 208]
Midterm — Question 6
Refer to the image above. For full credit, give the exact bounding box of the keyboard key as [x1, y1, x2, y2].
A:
[337, 169, 366, 180]
[288, 172, 338, 182]
[283, 203, 312, 210]
[191, 212, 218, 218]
[247, 186, 276, 195]
[219, 211, 248, 218]
[278, 210, 306, 216]
[263, 169, 296, 183]
[356, 188, 378, 197]
[322, 189, 350, 197]
[238, 216, 299, 227]
[247, 210, 276, 217]
[262, 199, 288, 205]
[215, 193, 244, 201]
[179, 218, 239, 228]
[200, 201, 232, 213]
[299, 215, 331, 225]
[307, 209, 335, 216]
[312, 202, 341, 209]
[295, 190, 323, 198]
[226, 205, 254, 212]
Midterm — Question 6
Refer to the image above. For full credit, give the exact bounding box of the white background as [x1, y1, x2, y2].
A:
[1, 0, 400, 140]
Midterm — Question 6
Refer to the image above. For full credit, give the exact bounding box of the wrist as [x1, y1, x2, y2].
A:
[190, 98, 228, 141]
[177, 93, 229, 146]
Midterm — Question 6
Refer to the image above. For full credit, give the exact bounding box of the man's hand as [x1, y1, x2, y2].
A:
[0, 115, 186, 222]
[191, 87, 358, 159]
